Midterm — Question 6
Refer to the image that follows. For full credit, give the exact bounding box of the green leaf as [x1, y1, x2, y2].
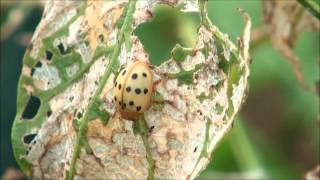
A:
[171, 44, 194, 62]
[168, 64, 202, 85]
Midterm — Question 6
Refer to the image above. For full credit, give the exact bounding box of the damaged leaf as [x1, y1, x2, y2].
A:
[263, 0, 319, 93]
[11, 0, 251, 179]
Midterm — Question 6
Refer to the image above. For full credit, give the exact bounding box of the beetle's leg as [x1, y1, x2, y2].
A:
[152, 79, 162, 92]
[150, 79, 176, 109]
[152, 99, 164, 104]
[148, 63, 155, 70]
[151, 99, 174, 112]
[110, 110, 119, 120]
[151, 89, 165, 104]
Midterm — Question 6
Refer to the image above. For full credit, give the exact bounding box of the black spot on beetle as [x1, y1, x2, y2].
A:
[132, 73, 138, 79]
[126, 86, 131, 92]
[118, 84, 122, 90]
[119, 101, 122, 106]
[129, 101, 134, 106]
[135, 88, 141, 94]
[122, 70, 126, 76]
[122, 103, 126, 109]
[142, 72, 147, 77]
[144, 88, 148, 94]
[136, 106, 141, 111]
[114, 96, 117, 101]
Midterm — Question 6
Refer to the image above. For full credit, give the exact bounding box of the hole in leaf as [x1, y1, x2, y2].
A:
[84, 40, 90, 47]
[22, 96, 41, 119]
[134, 4, 199, 66]
[26, 146, 32, 155]
[47, 110, 52, 117]
[23, 133, 37, 144]
[45, 50, 53, 60]
[35, 61, 42, 68]
[31, 61, 42, 76]
[98, 34, 104, 43]
[197, 109, 203, 116]
[149, 125, 155, 133]
[77, 112, 83, 119]
[57, 43, 67, 55]
[218, 58, 229, 74]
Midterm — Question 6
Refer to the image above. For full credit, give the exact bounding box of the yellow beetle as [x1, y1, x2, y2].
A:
[113, 61, 153, 120]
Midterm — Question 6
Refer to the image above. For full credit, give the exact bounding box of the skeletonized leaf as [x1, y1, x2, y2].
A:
[11, 0, 251, 179]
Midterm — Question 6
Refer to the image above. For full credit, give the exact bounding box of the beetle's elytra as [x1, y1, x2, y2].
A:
[113, 61, 153, 120]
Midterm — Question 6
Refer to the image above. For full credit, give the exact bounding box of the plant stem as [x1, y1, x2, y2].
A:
[66, 0, 137, 179]
[297, 0, 320, 20]
[137, 116, 155, 180]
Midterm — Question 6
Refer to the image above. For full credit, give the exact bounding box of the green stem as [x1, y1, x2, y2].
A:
[297, 0, 320, 20]
[66, 0, 137, 179]
[198, 0, 208, 25]
[137, 116, 155, 180]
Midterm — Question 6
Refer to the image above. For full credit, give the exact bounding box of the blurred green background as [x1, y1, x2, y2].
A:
[1, 1, 319, 179]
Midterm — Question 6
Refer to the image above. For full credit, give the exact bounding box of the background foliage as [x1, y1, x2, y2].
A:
[1, 1, 319, 179]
